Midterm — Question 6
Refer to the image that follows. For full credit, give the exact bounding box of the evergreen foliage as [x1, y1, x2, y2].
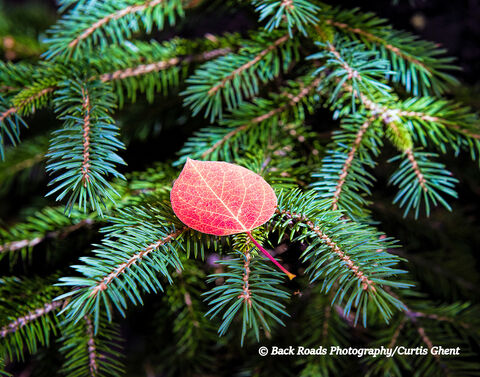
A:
[0, 0, 479, 376]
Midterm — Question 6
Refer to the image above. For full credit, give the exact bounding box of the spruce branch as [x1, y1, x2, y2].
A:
[0, 277, 64, 361]
[87, 227, 186, 300]
[0, 301, 63, 339]
[57, 204, 189, 328]
[204, 250, 290, 345]
[46, 79, 126, 215]
[99, 47, 230, 83]
[309, 37, 393, 113]
[58, 314, 124, 377]
[0, 62, 36, 93]
[330, 119, 371, 211]
[94, 38, 234, 105]
[183, 30, 298, 120]
[312, 114, 381, 219]
[0, 212, 93, 258]
[45, 0, 185, 60]
[388, 151, 458, 218]
[0, 97, 27, 160]
[272, 189, 409, 324]
[252, 0, 321, 35]
[178, 75, 321, 163]
[320, 5, 459, 95]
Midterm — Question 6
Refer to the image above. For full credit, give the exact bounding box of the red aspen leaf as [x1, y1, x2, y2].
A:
[170, 158, 277, 236]
[171, 159, 296, 280]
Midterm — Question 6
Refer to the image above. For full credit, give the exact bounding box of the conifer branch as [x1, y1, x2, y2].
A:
[0, 204, 96, 259]
[81, 87, 92, 187]
[15, 87, 55, 112]
[68, 0, 165, 50]
[99, 48, 231, 82]
[205, 252, 290, 344]
[0, 301, 63, 338]
[46, 80, 126, 214]
[309, 38, 393, 113]
[199, 76, 321, 158]
[0, 219, 93, 254]
[207, 33, 290, 97]
[387, 317, 406, 348]
[405, 148, 427, 192]
[388, 151, 457, 217]
[331, 119, 371, 210]
[45, 0, 184, 59]
[238, 250, 253, 306]
[325, 42, 359, 80]
[89, 227, 187, 298]
[321, 7, 459, 95]
[183, 30, 299, 120]
[58, 312, 124, 376]
[0, 107, 16, 122]
[252, 0, 320, 35]
[84, 316, 98, 377]
[273, 190, 409, 323]
[325, 19, 430, 73]
[276, 208, 375, 290]
[0, 97, 27, 159]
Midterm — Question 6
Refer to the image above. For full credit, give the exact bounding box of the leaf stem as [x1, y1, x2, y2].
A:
[246, 231, 296, 280]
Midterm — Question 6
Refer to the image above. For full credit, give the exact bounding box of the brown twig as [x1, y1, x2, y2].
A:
[238, 250, 252, 306]
[207, 34, 290, 96]
[201, 76, 322, 158]
[0, 219, 94, 254]
[99, 48, 231, 82]
[0, 107, 17, 122]
[325, 19, 430, 72]
[327, 43, 359, 80]
[0, 301, 63, 338]
[68, 0, 165, 49]
[331, 119, 372, 210]
[276, 208, 375, 290]
[80, 87, 91, 187]
[84, 316, 98, 377]
[405, 148, 427, 192]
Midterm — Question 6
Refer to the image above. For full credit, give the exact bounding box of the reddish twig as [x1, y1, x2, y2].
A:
[331, 119, 371, 210]
[99, 48, 231, 82]
[325, 19, 430, 72]
[80, 87, 91, 187]
[207, 34, 290, 96]
[405, 148, 427, 192]
[84, 316, 98, 376]
[238, 249, 253, 305]
[68, 0, 165, 49]
[0, 301, 63, 337]
[276, 209, 375, 290]
[201, 77, 322, 158]
[0, 219, 94, 254]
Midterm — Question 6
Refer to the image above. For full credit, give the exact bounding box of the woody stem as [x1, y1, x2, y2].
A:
[246, 231, 296, 280]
